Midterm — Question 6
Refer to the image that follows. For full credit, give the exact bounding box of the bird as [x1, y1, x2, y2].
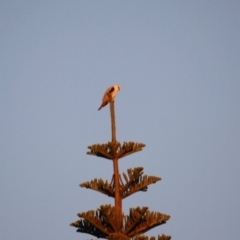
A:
[98, 84, 120, 110]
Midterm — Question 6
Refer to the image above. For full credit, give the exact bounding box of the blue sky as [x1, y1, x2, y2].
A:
[1, 1, 240, 240]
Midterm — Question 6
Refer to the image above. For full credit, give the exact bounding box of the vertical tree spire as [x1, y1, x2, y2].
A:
[109, 93, 117, 143]
[70, 90, 171, 239]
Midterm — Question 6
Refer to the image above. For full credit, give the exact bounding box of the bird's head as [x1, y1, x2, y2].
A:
[115, 84, 120, 91]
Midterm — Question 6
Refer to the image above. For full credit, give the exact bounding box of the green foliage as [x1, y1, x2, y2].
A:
[87, 141, 146, 159]
[80, 167, 161, 198]
[70, 205, 170, 239]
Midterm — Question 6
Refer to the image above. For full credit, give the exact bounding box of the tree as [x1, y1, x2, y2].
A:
[70, 93, 171, 240]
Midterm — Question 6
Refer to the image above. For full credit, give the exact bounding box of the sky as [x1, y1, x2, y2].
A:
[1, 1, 240, 240]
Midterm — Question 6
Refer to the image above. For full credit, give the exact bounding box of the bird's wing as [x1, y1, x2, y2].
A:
[102, 86, 114, 101]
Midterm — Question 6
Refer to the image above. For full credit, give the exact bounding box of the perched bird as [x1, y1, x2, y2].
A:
[98, 84, 120, 111]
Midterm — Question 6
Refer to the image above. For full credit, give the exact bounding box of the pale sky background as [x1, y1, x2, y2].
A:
[1, 1, 240, 240]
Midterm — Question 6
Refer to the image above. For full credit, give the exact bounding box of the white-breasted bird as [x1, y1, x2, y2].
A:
[98, 84, 120, 111]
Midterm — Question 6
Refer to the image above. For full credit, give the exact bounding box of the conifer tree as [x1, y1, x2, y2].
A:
[70, 93, 171, 240]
